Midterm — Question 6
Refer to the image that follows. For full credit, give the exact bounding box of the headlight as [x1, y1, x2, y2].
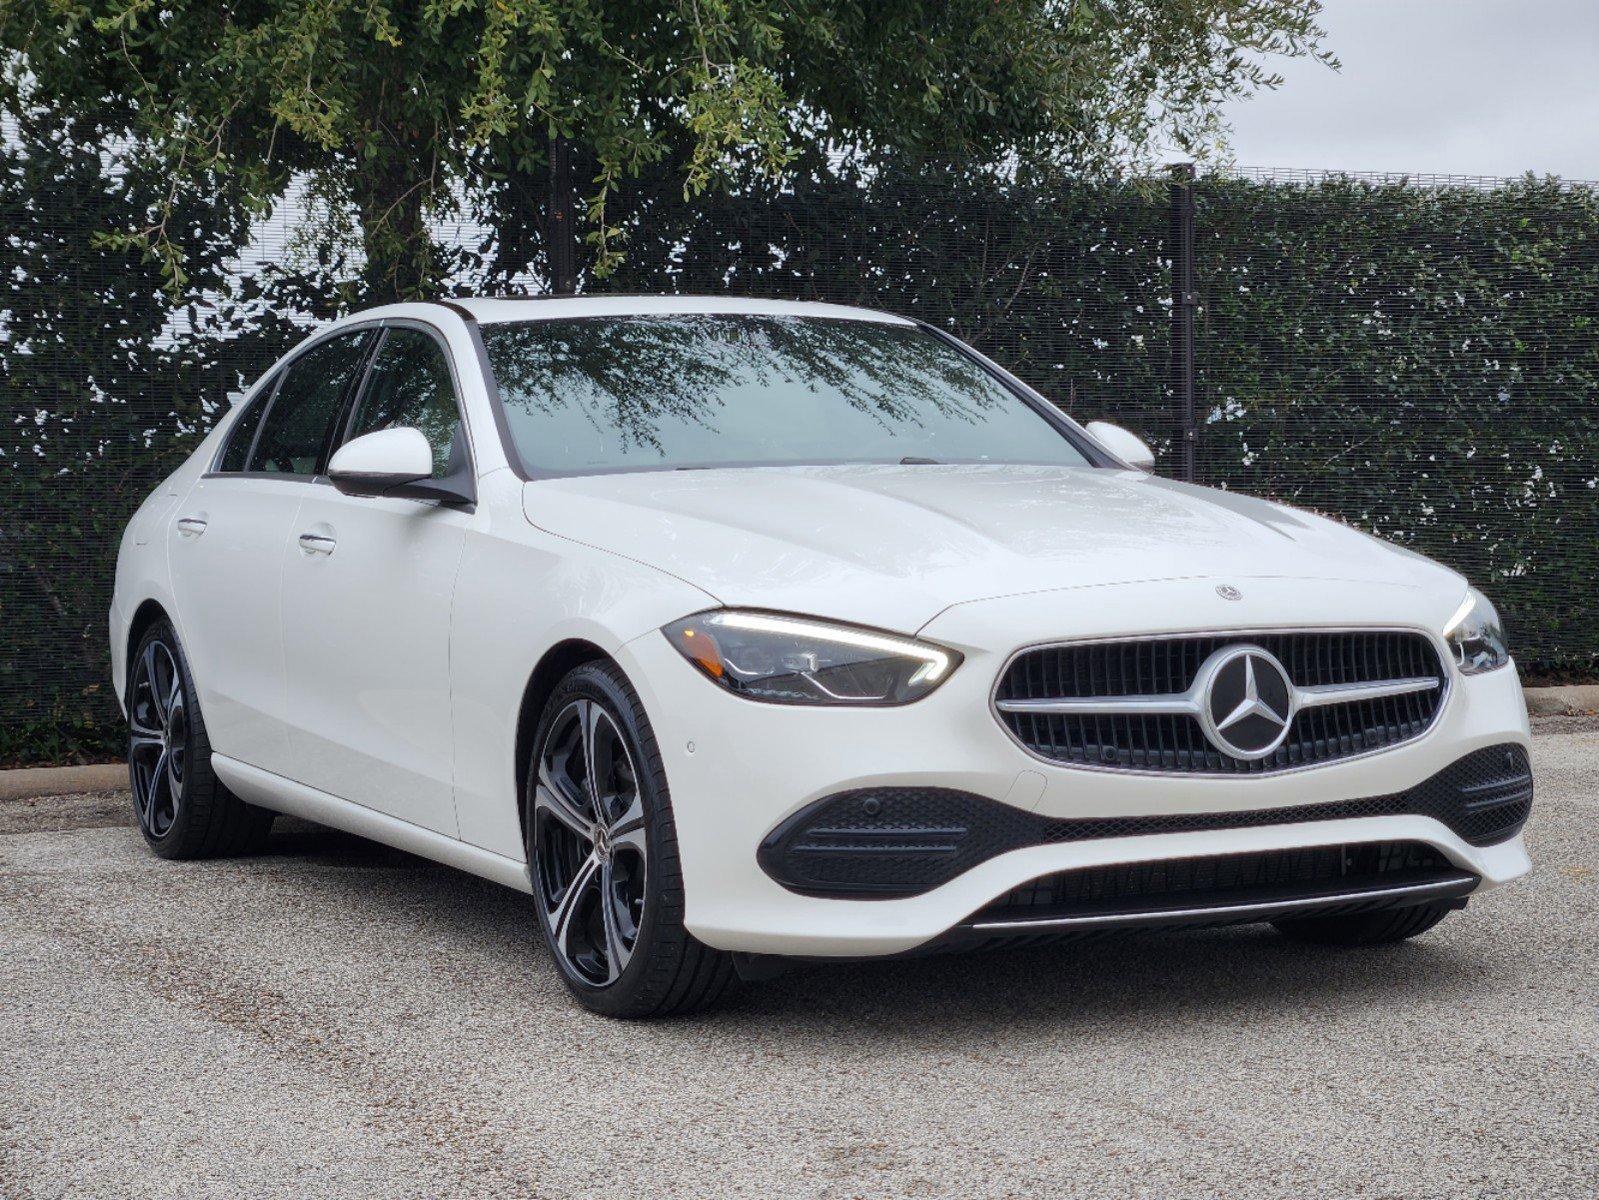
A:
[1442, 587, 1509, 675]
[663, 610, 961, 705]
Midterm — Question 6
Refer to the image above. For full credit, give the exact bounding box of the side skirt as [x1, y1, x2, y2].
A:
[211, 754, 533, 895]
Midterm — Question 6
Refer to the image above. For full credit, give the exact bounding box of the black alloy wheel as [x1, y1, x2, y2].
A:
[125, 619, 273, 859]
[527, 661, 734, 1017]
[129, 637, 187, 840]
[532, 697, 649, 986]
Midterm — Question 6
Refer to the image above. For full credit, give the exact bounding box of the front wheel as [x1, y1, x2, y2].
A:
[526, 661, 734, 1018]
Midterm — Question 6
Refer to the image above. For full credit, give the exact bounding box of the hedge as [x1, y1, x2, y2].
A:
[2, 136, 1594, 763]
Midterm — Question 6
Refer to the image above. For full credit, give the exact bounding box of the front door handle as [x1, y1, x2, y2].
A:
[175, 515, 208, 538]
[297, 532, 337, 557]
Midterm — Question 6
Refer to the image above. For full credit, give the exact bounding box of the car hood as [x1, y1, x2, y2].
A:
[522, 464, 1462, 633]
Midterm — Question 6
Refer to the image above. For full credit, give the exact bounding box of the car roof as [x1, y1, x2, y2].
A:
[447, 295, 914, 326]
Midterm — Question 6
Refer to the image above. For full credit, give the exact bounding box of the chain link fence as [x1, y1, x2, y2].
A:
[3, 127, 1595, 762]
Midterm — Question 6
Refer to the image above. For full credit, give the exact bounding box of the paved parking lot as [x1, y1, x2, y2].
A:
[3, 727, 1596, 1199]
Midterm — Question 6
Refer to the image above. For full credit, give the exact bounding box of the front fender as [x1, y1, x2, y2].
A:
[449, 470, 718, 858]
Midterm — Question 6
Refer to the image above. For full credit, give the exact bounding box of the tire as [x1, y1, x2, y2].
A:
[126, 619, 274, 859]
[1272, 901, 1455, 946]
[526, 660, 735, 1018]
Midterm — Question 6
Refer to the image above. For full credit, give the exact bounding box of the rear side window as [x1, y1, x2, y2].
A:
[249, 330, 375, 476]
[216, 379, 275, 472]
[344, 328, 463, 477]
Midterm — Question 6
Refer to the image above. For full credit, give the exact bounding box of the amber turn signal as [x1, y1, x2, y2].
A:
[672, 625, 725, 679]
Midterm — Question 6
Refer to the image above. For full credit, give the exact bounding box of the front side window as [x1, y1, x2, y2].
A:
[343, 328, 463, 477]
[249, 330, 375, 476]
[481, 314, 1093, 474]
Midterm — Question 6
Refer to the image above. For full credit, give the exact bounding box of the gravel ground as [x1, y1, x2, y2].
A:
[2, 730, 1596, 1200]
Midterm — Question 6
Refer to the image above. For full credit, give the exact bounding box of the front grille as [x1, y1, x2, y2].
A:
[996, 630, 1448, 773]
[758, 743, 1531, 897]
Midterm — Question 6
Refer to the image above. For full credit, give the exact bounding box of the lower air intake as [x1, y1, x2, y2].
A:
[758, 743, 1530, 898]
[934, 841, 1478, 952]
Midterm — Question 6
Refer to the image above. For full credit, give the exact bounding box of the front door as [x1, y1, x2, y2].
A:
[279, 325, 471, 835]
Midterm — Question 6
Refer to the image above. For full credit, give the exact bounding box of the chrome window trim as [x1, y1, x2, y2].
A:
[988, 624, 1455, 778]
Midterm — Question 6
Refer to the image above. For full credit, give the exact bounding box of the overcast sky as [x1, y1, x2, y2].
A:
[1215, 0, 1599, 180]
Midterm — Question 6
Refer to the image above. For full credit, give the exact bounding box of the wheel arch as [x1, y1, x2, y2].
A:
[124, 598, 174, 696]
[513, 638, 615, 845]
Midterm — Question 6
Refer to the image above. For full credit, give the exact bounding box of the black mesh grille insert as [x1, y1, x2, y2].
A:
[758, 743, 1530, 897]
[996, 630, 1448, 773]
[980, 841, 1455, 919]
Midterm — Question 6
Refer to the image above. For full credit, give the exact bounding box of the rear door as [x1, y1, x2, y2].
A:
[167, 327, 377, 775]
[279, 322, 472, 835]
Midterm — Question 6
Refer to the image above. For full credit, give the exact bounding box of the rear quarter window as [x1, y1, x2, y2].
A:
[215, 379, 276, 472]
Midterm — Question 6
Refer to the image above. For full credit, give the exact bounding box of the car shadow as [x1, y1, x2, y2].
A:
[249, 817, 1487, 1037]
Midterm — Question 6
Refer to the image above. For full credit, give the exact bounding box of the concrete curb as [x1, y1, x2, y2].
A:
[1523, 684, 1599, 717]
[0, 763, 126, 803]
[1, 685, 1595, 803]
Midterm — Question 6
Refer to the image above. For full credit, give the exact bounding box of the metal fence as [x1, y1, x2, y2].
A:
[3, 132, 1596, 762]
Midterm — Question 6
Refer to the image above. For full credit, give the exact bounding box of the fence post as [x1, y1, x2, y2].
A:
[547, 135, 577, 295]
[1169, 162, 1198, 483]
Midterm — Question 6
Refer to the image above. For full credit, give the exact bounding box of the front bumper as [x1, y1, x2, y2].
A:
[617, 609, 1532, 959]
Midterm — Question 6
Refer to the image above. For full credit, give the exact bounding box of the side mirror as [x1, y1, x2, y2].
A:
[328, 427, 474, 506]
[1084, 420, 1156, 472]
[328, 427, 433, 496]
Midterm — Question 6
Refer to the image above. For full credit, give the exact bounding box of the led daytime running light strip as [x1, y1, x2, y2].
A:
[1441, 592, 1477, 638]
[707, 612, 953, 682]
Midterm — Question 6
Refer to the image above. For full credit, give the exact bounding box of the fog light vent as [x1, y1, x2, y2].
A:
[757, 787, 1033, 898]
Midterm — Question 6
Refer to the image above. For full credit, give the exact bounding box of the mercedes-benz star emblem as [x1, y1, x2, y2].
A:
[1216, 584, 1243, 601]
[1196, 644, 1294, 760]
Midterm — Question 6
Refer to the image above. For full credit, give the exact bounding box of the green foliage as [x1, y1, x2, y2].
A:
[0, 100, 308, 761]
[0, 0, 1332, 293]
[1, 129, 1593, 764]
[1, 707, 123, 767]
[594, 158, 1175, 435]
[1193, 175, 1599, 665]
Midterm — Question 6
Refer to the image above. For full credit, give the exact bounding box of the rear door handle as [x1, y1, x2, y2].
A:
[297, 532, 337, 556]
[175, 515, 208, 538]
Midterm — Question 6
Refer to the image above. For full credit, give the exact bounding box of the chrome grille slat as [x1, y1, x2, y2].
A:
[994, 630, 1449, 775]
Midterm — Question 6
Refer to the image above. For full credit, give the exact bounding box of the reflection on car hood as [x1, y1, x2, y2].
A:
[522, 464, 1460, 632]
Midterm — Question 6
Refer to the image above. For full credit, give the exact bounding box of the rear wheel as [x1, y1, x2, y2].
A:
[527, 661, 734, 1017]
[127, 620, 273, 859]
[1272, 901, 1455, 946]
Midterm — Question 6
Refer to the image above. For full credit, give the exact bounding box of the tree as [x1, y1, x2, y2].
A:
[0, 0, 1332, 301]
[0, 95, 294, 760]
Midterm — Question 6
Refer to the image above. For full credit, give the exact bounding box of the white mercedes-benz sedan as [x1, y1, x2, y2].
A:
[111, 296, 1532, 1016]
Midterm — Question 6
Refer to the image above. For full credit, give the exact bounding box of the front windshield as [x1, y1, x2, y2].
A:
[481, 314, 1094, 474]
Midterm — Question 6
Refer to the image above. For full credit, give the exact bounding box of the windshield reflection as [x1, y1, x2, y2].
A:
[483, 315, 1089, 472]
